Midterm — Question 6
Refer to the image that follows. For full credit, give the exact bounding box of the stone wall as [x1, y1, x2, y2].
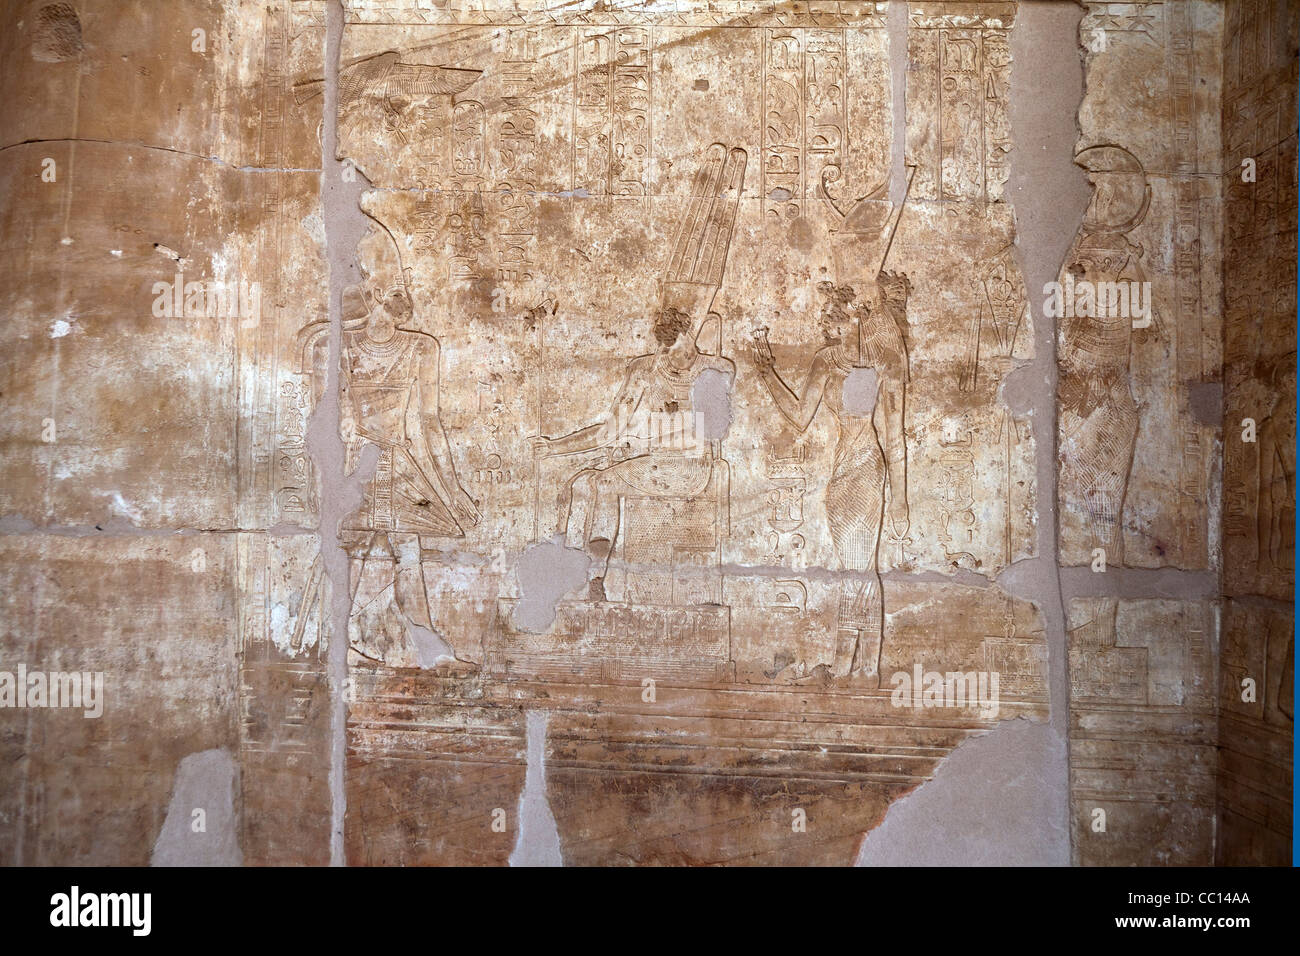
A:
[0, 0, 1292, 866]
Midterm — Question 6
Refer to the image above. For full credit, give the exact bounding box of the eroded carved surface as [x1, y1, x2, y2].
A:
[1217, 600, 1293, 864]
[0, 0, 333, 865]
[1222, 0, 1298, 601]
[1216, 0, 1297, 864]
[0, 535, 241, 865]
[1060, 0, 1223, 571]
[1068, 598, 1219, 866]
[0, 0, 1293, 868]
[333, 0, 1046, 865]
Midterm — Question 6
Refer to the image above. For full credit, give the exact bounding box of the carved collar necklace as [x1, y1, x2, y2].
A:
[827, 341, 865, 373]
[353, 326, 407, 357]
[653, 349, 700, 385]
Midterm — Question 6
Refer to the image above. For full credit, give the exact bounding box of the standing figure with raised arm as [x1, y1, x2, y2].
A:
[752, 273, 910, 684]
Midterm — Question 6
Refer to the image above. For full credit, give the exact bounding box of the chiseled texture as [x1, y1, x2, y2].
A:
[0, 0, 1292, 867]
[1217, 0, 1297, 866]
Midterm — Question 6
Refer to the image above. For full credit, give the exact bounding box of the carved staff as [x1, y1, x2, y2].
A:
[859, 164, 916, 364]
[872, 164, 917, 280]
[529, 296, 557, 544]
[871, 166, 916, 566]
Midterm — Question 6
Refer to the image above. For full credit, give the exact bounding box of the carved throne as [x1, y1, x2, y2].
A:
[612, 449, 730, 607]
[493, 144, 747, 684]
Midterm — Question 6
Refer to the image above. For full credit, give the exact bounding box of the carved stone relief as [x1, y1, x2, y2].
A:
[1222, 0, 1298, 601]
[1216, 0, 1297, 866]
[0, 0, 1292, 869]
[1060, 0, 1223, 571]
[1068, 598, 1218, 866]
[332, 0, 1045, 864]
[0, 0, 332, 865]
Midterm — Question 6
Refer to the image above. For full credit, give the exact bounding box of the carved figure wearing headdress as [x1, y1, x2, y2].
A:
[1059, 144, 1158, 647]
[298, 216, 480, 672]
[1059, 144, 1157, 572]
[531, 145, 746, 602]
[751, 169, 913, 685]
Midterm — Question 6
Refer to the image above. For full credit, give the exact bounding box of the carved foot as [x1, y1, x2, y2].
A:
[792, 664, 833, 687]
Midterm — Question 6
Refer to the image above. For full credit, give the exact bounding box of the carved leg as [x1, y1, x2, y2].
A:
[832, 627, 858, 679]
[560, 470, 595, 551]
[832, 577, 883, 685]
[393, 534, 434, 632]
[347, 533, 412, 666]
[586, 537, 612, 601]
[394, 534, 479, 671]
[563, 465, 632, 597]
[840, 576, 883, 684]
[1092, 596, 1119, 647]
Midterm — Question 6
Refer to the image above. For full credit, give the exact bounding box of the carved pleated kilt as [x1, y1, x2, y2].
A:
[1060, 379, 1139, 554]
[823, 434, 887, 572]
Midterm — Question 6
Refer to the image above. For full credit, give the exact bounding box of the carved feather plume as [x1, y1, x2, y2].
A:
[657, 144, 748, 357]
[665, 144, 747, 289]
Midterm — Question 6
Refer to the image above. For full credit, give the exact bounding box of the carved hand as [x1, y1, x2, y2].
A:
[529, 435, 553, 459]
[887, 498, 910, 540]
[452, 487, 482, 527]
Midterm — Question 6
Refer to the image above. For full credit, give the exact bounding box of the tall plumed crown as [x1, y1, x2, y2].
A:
[660, 143, 748, 323]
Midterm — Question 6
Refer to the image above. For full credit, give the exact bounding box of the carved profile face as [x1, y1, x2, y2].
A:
[357, 219, 412, 313]
[375, 287, 412, 323]
[1070, 253, 1122, 282]
[817, 281, 857, 343]
[652, 307, 693, 349]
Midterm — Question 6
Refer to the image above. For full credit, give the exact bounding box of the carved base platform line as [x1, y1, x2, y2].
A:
[491, 598, 735, 682]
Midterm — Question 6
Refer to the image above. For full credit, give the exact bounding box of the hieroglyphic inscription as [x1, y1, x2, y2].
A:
[1222, 0, 1298, 600]
[328, 1, 1049, 865]
[575, 28, 652, 201]
[908, 3, 1015, 203]
[760, 29, 848, 223]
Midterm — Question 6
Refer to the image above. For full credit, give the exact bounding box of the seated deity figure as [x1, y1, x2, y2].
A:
[531, 304, 735, 601]
[531, 143, 748, 605]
